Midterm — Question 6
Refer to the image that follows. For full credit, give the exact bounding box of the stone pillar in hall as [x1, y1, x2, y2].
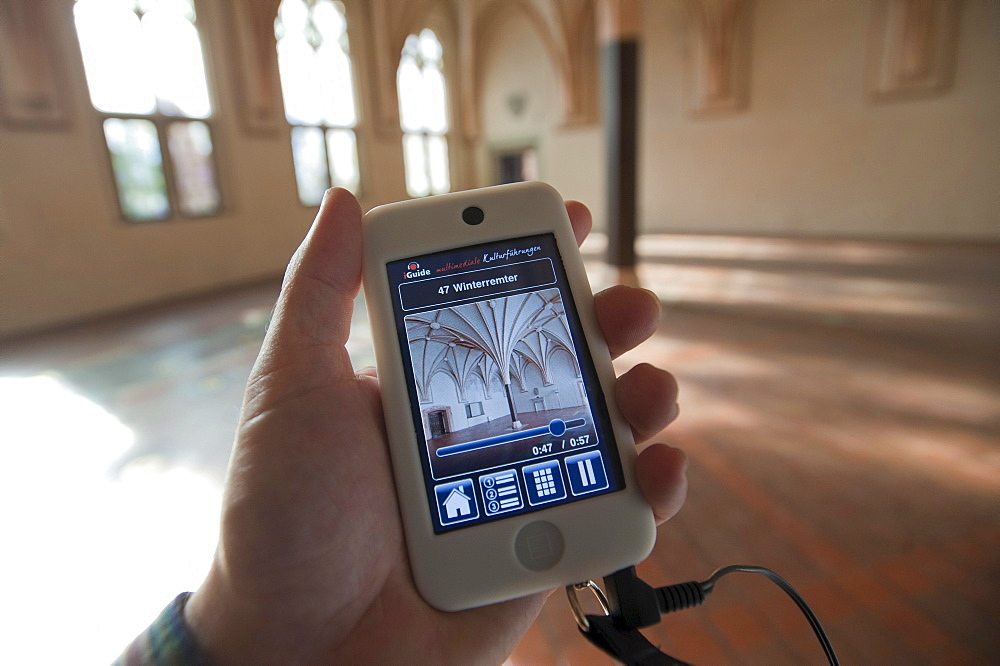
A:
[599, 0, 640, 278]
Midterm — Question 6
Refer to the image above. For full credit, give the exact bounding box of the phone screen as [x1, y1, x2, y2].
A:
[387, 233, 626, 533]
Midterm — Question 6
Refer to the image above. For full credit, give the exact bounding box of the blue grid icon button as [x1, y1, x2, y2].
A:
[435, 479, 479, 526]
[480, 469, 523, 515]
[565, 450, 609, 495]
[522, 460, 567, 506]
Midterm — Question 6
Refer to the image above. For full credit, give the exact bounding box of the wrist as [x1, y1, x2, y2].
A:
[115, 592, 210, 666]
[185, 568, 304, 665]
[184, 572, 254, 665]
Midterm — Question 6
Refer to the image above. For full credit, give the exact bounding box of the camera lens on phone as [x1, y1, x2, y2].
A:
[462, 206, 485, 225]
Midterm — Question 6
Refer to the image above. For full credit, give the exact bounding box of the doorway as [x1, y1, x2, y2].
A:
[493, 144, 539, 184]
[428, 409, 449, 438]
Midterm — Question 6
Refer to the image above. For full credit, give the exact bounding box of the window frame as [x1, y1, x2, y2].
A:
[399, 28, 452, 198]
[96, 112, 225, 223]
[284, 123, 362, 208]
[74, 0, 225, 224]
[275, 0, 363, 207]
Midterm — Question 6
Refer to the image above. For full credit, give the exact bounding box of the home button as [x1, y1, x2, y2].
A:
[514, 521, 564, 571]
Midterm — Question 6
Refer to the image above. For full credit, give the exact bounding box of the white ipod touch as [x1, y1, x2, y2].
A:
[362, 182, 655, 611]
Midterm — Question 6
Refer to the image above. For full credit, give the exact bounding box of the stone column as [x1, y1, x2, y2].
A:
[599, 0, 640, 270]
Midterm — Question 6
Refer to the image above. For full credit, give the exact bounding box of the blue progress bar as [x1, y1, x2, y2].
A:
[436, 418, 587, 457]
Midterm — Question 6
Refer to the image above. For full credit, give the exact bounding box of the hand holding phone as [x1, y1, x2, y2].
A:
[183, 187, 685, 664]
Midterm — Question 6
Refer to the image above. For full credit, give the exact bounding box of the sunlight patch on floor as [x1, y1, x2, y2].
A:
[637, 234, 918, 265]
[0, 376, 221, 665]
[639, 263, 978, 320]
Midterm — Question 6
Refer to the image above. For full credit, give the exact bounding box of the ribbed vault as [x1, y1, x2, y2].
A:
[405, 289, 577, 427]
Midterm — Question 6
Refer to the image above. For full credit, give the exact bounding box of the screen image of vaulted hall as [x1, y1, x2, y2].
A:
[405, 288, 595, 476]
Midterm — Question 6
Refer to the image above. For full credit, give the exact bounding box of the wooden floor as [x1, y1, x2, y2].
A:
[2, 235, 997, 665]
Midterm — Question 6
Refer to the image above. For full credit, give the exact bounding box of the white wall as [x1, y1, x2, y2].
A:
[639, 0, 1000, 239]
[424, 371, 512, 438]
[478, 0, 1000, 240]
[477, 8, 606, 221]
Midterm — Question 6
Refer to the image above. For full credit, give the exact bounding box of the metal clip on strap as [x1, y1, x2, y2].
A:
[566, 581, 690, 666]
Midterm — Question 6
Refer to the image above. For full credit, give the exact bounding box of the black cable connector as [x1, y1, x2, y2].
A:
[603, 567, 665, 629]
[596, 564, 839, 666]
[656, 579, 706, 614]
[603, 567, 709, 632]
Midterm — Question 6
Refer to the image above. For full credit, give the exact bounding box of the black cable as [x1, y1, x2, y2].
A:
[591, 565, 840, 664]
[655, 565, 839, 666]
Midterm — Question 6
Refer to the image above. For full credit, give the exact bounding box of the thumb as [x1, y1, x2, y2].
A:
[262, 188, 363, 380]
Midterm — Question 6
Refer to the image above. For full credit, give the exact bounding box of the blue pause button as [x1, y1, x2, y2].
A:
[565, 451, 609, 495]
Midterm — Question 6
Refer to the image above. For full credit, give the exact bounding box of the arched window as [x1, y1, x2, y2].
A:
[73, 0, 221, 222]
[275, 0, 360, 205]
[398, 29, 450, 197]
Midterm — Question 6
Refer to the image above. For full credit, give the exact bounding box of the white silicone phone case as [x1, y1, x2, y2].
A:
[362, 182, 655, 611]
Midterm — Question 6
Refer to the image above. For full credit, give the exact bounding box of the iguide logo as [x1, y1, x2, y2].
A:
[405, 261, 430, 279]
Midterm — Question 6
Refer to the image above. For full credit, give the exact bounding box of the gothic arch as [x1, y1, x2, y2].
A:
[464, 0, 598, 138]
[547, 344, 582, 380]
[682, 0, 753, 115]
[511, 350, 548, 390]
[428, 365, 463, 406]
[366, 0, 458, 135]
